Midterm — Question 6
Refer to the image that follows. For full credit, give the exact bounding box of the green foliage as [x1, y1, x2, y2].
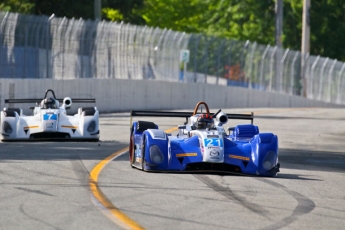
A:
[33, 0, 94, 19]
[201, 0, 276, 45]
[0, 0, 34, 14]
[282, 0, 303, 51]
[138, 0, 209, 32]
[139, 0, 345, 61]
[138, 0, 276, 44]
[102, 8, 123, 21]
[283, 0, 345, 61]
[309, 0, 345, 61]
[102, 0, 145, 24]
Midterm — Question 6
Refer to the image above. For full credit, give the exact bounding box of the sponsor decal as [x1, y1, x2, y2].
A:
[61, 125, 78, 129]
[46, 122, 54, 128]
[210, 150, 219, 157]
[229, 154, 250, 161]
[210, 149, 220, 159]
[23, 126, 39, 130]
[207, 135, 219, 138]
[43, 114, 57, 121]
[176, 153, 197, 157]
[207, 146, 219, 149]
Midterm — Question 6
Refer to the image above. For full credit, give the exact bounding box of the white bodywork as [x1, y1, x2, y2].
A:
[175, 111, 229, 163]
[1, 96, 99, 141]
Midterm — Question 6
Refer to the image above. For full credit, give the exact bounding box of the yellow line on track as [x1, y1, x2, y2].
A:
[89, 147, 145, 230]
[89, 127, 178, 230]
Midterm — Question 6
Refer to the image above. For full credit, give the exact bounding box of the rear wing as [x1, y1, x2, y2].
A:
[130, 110, 254, 125]
[5, 98, 96, 103]
[131, 110, 192, 118]
[130, 110, 192, 126]
[226, 113, 254, 124]
[58, 99, 96, 103]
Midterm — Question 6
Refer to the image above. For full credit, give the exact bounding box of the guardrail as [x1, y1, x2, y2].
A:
[0, 79, 341, 115]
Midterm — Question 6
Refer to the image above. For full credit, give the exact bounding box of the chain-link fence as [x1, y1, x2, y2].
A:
[0, 12, 190, 81]
[1, 12, 345, 105]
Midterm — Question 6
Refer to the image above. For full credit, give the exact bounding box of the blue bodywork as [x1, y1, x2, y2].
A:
[129, 121, 279, 177]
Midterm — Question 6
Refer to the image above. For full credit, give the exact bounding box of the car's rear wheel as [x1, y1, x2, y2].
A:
[137, 120, 157, 131]
[129, 126, 135, 167]
[4, 108, 20, 117]
[81, 107, 96, 116]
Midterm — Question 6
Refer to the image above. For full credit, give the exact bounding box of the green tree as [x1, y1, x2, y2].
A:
[309, 0, 345, 61]
[201, 0, 275, 44]
[33, 0, 94, 19]
[281, 0, 303, 51]
[138, 0, 276, 44]
[138, 0, 209, 33]
[102, 0, 145, 24]
[283, 0, 345, 61]
[0, 0, 34, 13]
[0, 0, 145, 23]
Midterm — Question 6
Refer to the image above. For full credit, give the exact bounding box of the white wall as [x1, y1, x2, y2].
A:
[0, 78, 342, 115]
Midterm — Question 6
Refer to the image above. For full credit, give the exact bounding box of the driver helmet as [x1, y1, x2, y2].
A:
[195, 114, 214, 129]
[43, 97, 56, 109]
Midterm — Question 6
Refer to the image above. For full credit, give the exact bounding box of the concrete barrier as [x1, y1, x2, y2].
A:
[0, 78, 343, 115]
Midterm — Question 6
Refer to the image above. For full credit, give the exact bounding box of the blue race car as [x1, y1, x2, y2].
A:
[129, 101, 279, 176]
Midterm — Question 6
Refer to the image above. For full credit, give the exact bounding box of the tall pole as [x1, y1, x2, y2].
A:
[275, 0, 283, 48]
[94, 0, 101, 20]
[275, 0, 283, 92]
[301, 0, 310, 97]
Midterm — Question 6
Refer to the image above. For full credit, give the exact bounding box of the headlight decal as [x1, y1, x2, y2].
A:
[2, 121, 13, 134]
[149, 145, 164, 164]
[87, 120, 96, 133]
[262, 151, 277, 170]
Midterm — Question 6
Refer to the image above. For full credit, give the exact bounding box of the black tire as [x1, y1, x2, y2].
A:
[137, 120, 156, 132]
[81, 107, 95, 112]
[4, 108, 20, 117]
[129, 126, 136, 166]
[82, 107, 96, 116]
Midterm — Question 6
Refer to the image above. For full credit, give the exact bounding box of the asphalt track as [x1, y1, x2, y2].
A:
[1, 108, 345, 230]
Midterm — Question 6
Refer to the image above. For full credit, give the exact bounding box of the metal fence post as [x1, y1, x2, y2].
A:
[259, 45, 270, 91]
[290, 51, 299, 95]
[318, 57, 329, 100]
[268, 46, 277, 91]
[280, 48, 289, 93]
[336, 63, 345, 104]
[247, 42, 257, 89]
[310, 55, 320, 99]
[326, 59, 337, 102]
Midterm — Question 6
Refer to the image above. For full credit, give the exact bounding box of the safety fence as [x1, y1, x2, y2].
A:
[1, 11, 344, 105]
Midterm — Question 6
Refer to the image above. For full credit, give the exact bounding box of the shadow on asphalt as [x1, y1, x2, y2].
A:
[279, 148, 345, 173]
[0, 141, 128, 161]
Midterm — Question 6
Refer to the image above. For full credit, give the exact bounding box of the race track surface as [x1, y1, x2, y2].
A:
[1, 108, 344, 230]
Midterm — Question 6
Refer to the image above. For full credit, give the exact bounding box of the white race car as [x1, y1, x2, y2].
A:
[1, 89, 100, 141]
